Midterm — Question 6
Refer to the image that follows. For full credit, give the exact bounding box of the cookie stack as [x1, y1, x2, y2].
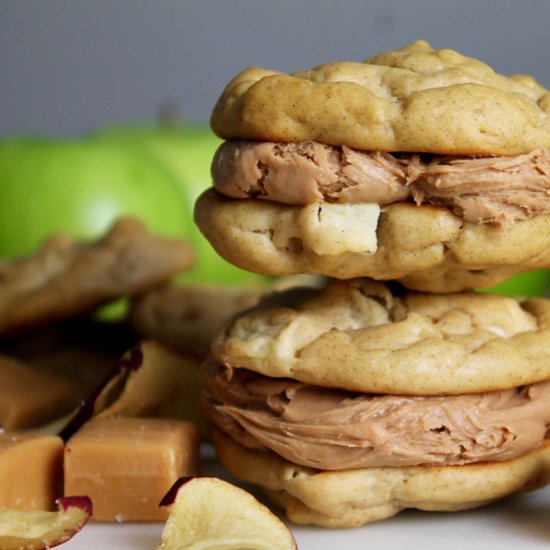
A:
[196, 40, 550, 527]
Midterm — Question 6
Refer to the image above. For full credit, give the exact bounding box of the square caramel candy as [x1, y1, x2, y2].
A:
[0, 432, 63, 510]
[64, 416, 200, 522]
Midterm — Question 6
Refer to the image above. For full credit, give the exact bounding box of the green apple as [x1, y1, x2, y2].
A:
[93, 122, 220, 206]
[92, 122, 264, 285]
[0, 136, 191, 257]
[481, 270, 550, 298]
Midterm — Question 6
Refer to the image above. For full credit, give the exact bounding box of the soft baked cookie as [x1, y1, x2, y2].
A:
[129, 276, 323, 359]
[197, 41, 550, 292]
[195, 188, 550, 292]
[0, 218, 194, 336]
[211, 278, 550, 395]
[200, 41, 550, 527]
[211, 428, 550, 528]
[129, 283, 264, 360]
[211, 40, 550, 155]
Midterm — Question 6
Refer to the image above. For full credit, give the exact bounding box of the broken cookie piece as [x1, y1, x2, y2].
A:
[0, 217, 194, 336]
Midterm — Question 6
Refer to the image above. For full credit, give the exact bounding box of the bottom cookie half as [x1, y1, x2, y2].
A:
[211, 428, 550, 528]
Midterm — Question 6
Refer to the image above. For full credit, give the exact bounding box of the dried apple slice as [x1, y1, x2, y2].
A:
[59, 340, 205, 441]
[0, 496, 92, 549]
[157, 477, 297, 550]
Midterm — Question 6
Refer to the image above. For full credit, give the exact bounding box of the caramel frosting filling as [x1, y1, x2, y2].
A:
[202, 361, 550, 470]
[211, 141, 550, 225]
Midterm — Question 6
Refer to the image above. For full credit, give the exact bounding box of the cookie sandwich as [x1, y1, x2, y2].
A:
[195, 40, 550, 293]
[202, 278, 550, 527]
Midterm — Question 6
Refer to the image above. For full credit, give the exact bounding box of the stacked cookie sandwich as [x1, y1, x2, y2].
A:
[195, 40, 550, 527]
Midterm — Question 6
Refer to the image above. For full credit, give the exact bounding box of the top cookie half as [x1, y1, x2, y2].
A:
[211, 40, 550, 156]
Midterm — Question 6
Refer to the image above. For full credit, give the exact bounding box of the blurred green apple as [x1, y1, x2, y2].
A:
[93, 122, 219, 205]
[482, 270, 550, 298]
[0, 136, 191, 257]
[92, 122, 263, 285]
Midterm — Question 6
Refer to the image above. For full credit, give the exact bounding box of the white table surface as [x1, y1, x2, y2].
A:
[60, 442, 550, 550]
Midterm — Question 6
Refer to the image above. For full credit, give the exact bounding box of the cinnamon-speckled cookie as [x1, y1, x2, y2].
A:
[211, 40, 550, 156]
[129, 275, 324, 359]
[211, 278, 550, 395]
[212, 428, 550, 528]
[195, 189, 550, 292]
[202, 40, 550, 530]
[0, 218, 194, 336]
[129, 284, 264, 360]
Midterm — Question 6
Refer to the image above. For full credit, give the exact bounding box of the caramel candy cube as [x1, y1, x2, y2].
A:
[0, 356, 76, 430]
[64, 417, 200, 522]
[0, 432, 63, 510]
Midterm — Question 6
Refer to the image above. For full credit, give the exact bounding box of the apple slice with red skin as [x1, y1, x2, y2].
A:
[59, 340, 203, 441]
[157, 477, 297, 550]
[58, 344, 144, 441]
[0, 496, 92, 549]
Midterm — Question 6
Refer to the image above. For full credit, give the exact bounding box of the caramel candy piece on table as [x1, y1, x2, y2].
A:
[64, 416, 200, 522]
[0, 433, 63, 510]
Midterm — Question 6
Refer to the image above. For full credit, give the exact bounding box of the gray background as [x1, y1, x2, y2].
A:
[1, 0, 549, 138]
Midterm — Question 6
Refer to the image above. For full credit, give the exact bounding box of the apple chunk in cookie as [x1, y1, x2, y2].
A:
[157, 477, 297, 550]
[0, 496, 92, 550]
